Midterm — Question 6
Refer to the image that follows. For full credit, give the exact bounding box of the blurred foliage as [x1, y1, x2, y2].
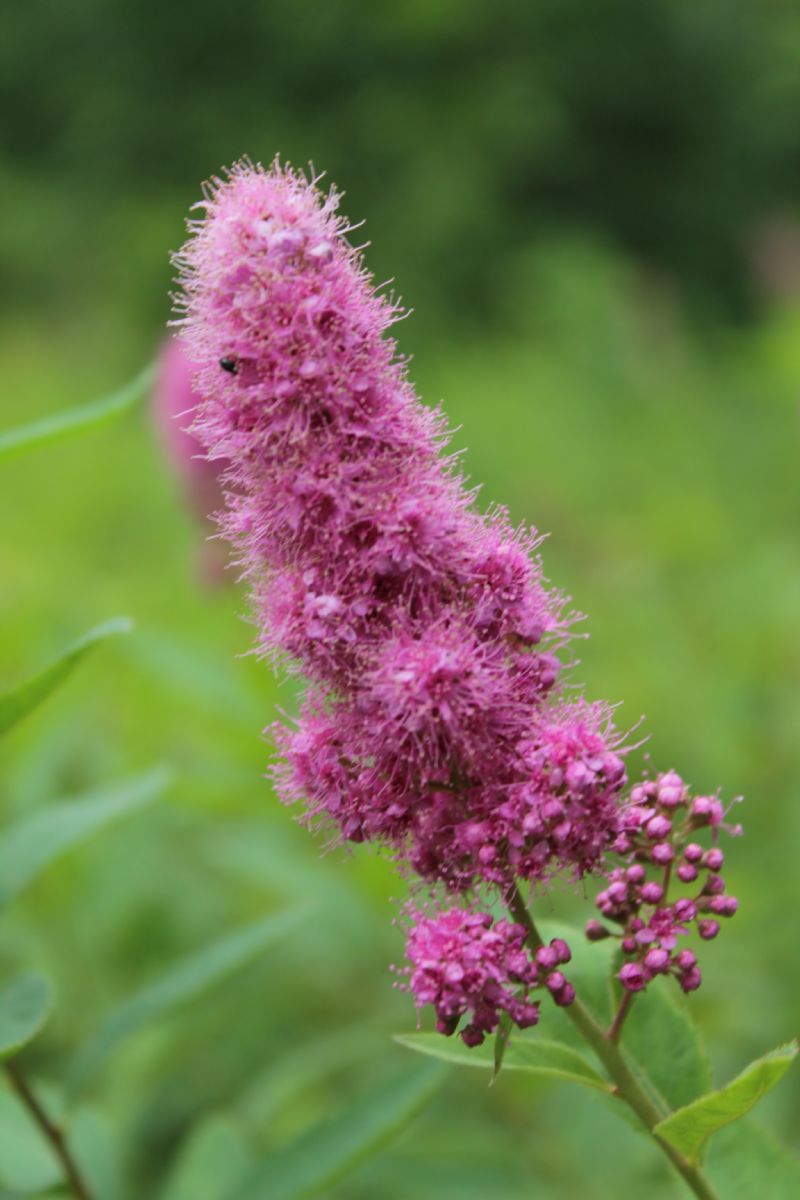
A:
[1, 1, 800, 1196]
[4, 0, 800, 333]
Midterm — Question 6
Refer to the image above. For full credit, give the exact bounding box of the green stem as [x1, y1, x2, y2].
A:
[507, 884, 720, 1200]
[607, 988, 635, 1044]
[4, 1060, 93, 1200]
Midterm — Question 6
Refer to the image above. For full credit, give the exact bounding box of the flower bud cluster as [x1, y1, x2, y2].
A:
[588, 771, 741, 994]
[401, 908, 574, 1046]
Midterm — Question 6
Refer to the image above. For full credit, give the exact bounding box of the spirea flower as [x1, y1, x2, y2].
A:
[174, 160, 740, 1039]
[400, 907, 573, 1046]
[174, 159, 630, 893]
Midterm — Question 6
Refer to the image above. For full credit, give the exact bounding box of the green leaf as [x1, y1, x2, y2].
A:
[491, 1011, 513, 1084]
[0, 617, 132, 738]
[654, 1041, 798, 1164]
[228, 1062, 445, 1200]
[70, 1108, 122, 1200]
[0, 975, 53, 1061]
[0, 1092, 61, 1194]
[161, 1115, 254, 1200]
[706, 1118, 800, 1199]
[0, 767, 170, 907]
[67, 907, 307, 1094]
[395, 1032, 610, 1092]
[622, 981, 712, 1112]
[0, 364, 153, 460]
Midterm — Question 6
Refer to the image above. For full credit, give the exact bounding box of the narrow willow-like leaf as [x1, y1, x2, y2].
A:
[0, 767, 170, 907]
[229, 1061, 445, 1200]
[0, 617, 132, 737]
[161, 1115, 254, 1200]
[0, 975, 53, 1061]
[491, 1011, 513, 1084]
[68, 907, 307, 1094]
[654, 1041, 798, 1164]
[0, 364, 154, 460]
[395, 1032, 610, 1092]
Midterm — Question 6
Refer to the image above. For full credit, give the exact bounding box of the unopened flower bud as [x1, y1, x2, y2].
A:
[550, 937, 572, 963]
[535, 945, 559, 969]
[709, 895, 738, 917]
[545, 971, 566, 994]
[585, 919, 610, 942]
[640, 881, 664, 904]
[554, 981, 576, 1006]
[643, 947, 670, 974]
[698, 919, 720, 940]
[703, 847, 724, 871]
[651, 842, 674, 865]
[680, 966, 702, 992]
[683, 843, 704, 863]
[677, 862, 698, 883]
[646, 814, 672, 840]
[619, 963, 648, 992]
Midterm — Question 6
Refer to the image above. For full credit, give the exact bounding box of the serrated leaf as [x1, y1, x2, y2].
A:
[706, 1118, 800, 1199]
[0, 767, 169, 907]
[161, 1115, 254, 1200]
[622, 980, 712, 1112]
[654, 1041, 798, 1164]
[67, 907, 307, 1094]
[0, 618, 132, 738]
[0, 975, 53, 1061]
[228, 1061, 445, 1200]
[0, 364, 153, 459]
[395, 1032, 610, 1091]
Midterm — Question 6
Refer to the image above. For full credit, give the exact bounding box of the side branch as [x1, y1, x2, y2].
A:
[4, 1060, 92, 1200]
[506, 883, 720, 1200]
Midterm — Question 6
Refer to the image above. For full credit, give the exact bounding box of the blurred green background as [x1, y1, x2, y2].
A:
[1, 1, 799, 1196]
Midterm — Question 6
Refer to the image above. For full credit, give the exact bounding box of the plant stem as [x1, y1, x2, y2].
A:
[4, 1059, 92, 1200]
[607, 989, 635, 1044]
[507, 883, 720, 1200]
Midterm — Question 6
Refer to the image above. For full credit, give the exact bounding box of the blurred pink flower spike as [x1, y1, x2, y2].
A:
[151, 336, 229, 583]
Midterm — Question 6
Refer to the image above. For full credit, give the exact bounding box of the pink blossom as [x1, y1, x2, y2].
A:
[401, 907, 572, 1045]
[174, 159, 629, 891]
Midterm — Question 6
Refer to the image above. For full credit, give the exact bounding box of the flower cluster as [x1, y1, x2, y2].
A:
[402, 908, 574, 1046]
[175, 160, 739, 1042]
[174, 160, 630, 894]
[587, 771, 741, 994]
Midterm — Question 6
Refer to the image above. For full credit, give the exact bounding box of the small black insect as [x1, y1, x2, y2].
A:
[219, 357, 237, 374]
